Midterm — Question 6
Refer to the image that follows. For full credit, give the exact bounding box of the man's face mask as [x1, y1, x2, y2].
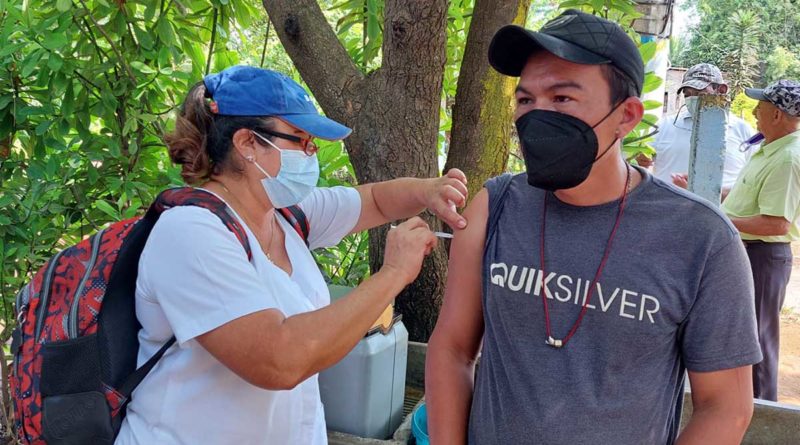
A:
[515, 104, 621, 191]
[684, 96, 700, 116]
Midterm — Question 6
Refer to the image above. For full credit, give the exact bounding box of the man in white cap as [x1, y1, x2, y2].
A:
[641, 63, 755, 188]
[722, 79, 800, 401]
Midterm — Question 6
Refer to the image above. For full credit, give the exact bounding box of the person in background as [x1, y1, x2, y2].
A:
[115, 65, 469, 444]
[638, 63, 755, 188]
[426, 10, 760, 445]
[722, 79, 800, 402]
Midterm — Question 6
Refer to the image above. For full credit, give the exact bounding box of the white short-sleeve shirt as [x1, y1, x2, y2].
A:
[115, 186, 361, 445]
[651, 109, 756, 188]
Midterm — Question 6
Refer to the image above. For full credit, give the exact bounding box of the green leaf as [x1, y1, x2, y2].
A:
[35, 120, 52, 135]
[21, 51, 42, 77]
[156, 19, 177, 47]
[642, 100, 662, 111]
[0, 42, 26, 57]
[638, 41, 657, 65]
[56, 0, 71, 12]
[42, 32, 68, 50]
[641, 74, 663, 94]
[130, 61, 157, 74]
[47, 53, 64, 72]
[95, 200, 119, 219]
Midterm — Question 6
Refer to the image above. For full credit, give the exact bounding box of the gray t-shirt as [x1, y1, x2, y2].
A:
[468, 168, 762, 445]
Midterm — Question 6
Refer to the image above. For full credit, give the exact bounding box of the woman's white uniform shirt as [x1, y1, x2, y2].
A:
[115, 186, 361, 445]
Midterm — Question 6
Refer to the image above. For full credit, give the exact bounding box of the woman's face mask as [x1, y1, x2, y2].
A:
[251, 132, 319, 208]
[515, 104, 621, 191]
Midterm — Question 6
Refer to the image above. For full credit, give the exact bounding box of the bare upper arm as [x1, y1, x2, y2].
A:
[428, 188, 488, 360]
[196, 308, 299, 390]
[687, 366, 754, 412]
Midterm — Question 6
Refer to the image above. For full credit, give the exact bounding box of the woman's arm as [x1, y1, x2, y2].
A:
[351, 168, 469, 233]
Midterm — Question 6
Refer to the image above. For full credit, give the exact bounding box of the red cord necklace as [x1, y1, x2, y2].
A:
[540, 165, 633, 348]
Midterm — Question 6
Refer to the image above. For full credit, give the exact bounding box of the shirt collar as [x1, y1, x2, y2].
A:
[760, 129, 800, 155]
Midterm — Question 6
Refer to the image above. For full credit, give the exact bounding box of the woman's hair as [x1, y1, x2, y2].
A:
[165, 81, 276, 185]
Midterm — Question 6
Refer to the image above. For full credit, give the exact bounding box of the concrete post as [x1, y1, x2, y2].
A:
[688, 94, 729, 204]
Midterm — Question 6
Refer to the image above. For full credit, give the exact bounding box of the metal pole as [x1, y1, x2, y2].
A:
[688, 94, 729, 204]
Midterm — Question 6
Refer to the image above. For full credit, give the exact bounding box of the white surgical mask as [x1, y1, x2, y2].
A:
[685, 96, 700, 116]
[251, 133, 319, 208]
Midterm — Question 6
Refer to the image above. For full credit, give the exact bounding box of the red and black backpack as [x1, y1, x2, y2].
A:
[9, 187, 309, 445]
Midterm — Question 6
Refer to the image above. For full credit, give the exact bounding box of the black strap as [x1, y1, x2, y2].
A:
[118, 336, 176, 399]
[278, 205, 310, 246]
[116, 194, 309, 401]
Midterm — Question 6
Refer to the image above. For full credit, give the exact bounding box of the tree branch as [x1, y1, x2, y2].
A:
[77, 0, 137, 85]
[445, 0, 530, 197]
[261, 0, 364, 122]
[206, 6, 218, 76]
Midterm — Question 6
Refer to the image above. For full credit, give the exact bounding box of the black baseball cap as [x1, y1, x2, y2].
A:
[488, 9, 644, 96]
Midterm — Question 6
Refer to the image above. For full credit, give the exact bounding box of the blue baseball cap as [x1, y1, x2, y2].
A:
[203, 66, 352, 141]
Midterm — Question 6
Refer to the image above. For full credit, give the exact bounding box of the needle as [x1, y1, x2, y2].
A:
[389, 225, 454, 239]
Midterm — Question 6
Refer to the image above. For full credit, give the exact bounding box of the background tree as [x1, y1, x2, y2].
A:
[674, 0, 800, 86]
[262, 0, 531, 341]
[721, 10, 759, 96]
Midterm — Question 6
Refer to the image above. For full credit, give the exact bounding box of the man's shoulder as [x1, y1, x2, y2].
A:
[645, 175, 739, 237]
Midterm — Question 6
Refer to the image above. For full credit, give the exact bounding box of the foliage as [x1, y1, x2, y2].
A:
[721, 10, 759, 96]
[0, 0, 361, 435]
[675, 0, 800, 85]
[765, 46, 800, 84]
[332, 0, 384, 70]
[731, 91, 758, 129]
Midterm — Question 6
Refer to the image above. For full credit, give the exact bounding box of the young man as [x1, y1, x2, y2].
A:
[643, 63, 755, 188]
[722, 79, 800, 402]
[426, 10, 761, 445]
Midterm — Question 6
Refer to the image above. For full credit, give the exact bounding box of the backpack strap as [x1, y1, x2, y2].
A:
[116, 189, 310, 404]
[117, 336, 176, 400]
[277, 205, 310, 247]
[149, 187, 253, 260]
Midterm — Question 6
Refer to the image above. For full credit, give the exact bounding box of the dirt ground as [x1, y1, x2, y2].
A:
[777, 242, 800, 406]
[779, 313, 800, 405]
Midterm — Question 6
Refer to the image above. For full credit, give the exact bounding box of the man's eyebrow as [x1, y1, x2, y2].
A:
[515, 85, 531, 95]
[515, 81, 584, 95]
[547, 81, 583, 91]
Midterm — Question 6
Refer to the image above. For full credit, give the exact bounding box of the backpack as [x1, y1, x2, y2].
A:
[9, 187, 309, 445]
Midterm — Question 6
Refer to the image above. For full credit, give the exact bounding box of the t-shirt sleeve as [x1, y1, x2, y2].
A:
[298, 186, 362, 250]
[758, 159, 800, 221]
[679, 236, 762, 372]
[137, 206, 281, 344]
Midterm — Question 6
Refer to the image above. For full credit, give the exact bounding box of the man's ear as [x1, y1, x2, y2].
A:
[618, 96, 645, 136]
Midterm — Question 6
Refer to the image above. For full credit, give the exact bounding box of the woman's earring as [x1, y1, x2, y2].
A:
[245, 155, 255, 162]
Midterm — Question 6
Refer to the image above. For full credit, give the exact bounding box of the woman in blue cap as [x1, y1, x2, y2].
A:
[115, 66, 468, 444]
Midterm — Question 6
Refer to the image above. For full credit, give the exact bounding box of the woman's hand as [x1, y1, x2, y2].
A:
[423, 168, 469, 230]
[382, 217, 438, 286]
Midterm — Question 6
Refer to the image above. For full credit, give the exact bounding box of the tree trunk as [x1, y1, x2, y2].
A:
[444, 0, 530, 199]
[263, 0, 530, 341]
[263, 0, 449, 341]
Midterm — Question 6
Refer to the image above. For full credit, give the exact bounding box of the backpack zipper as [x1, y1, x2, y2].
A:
[68, 230, 104, 338]
[34, 249, 66, 342]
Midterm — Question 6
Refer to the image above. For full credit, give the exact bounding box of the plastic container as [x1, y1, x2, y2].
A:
[319, 285, 409, 439]
[411, 403, 429, 445]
